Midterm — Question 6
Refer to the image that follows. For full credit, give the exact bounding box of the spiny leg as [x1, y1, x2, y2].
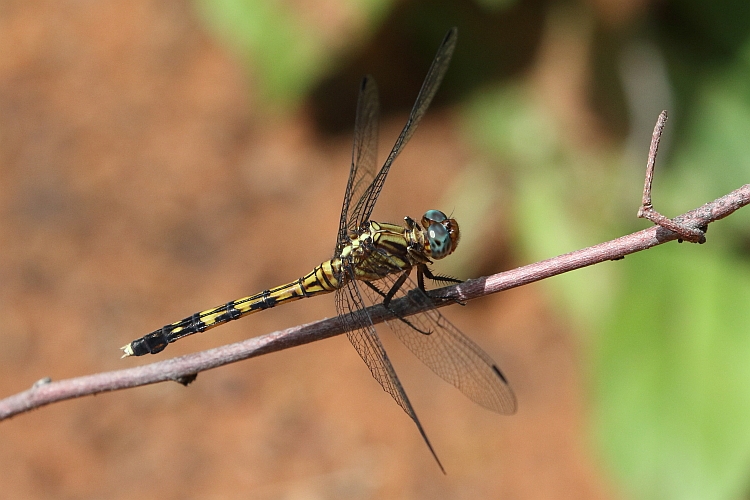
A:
[417, 264, 462, 291]
[382, 271, 410, 307]
[417, 264, 465, 306]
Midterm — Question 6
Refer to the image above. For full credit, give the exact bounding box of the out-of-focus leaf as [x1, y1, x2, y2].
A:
[669, 63, 750, 239]
[473, 0, 520, 13]
[191, 0, 394, 107]
[463, 84, 559, 169]
[192, 0, 327, 106]
[462, 84, 617, 327]
[594, 246, 750, 500]
[670, 0, 750, 55]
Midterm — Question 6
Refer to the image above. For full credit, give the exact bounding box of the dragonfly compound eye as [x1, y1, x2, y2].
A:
[422, 209, 447, 226]
[427, 222, 452, 259]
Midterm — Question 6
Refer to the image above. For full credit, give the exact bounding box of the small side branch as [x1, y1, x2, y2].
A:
[1, 183, 748, 421]
[637, 111, 706, 243]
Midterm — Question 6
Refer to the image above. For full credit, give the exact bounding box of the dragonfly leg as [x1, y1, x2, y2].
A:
[382, 271, 410, 308]
[417, 264, 466, 305]
[418, 264, 462, 289]
[364, 276, 432, 335]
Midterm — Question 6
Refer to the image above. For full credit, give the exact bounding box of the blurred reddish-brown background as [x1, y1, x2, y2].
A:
[8, 0, 738, 498]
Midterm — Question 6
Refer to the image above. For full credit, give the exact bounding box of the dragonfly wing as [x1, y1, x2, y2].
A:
[363, 271, 517, 415]
[336, 76, 380, 256]
[335, 277, 444, 472]
[350, 27, 458, 228]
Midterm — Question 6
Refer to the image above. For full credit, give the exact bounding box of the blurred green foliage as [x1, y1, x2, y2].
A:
[595, 247, 750, 500]
[193, 0, 325, 105]
[192, 0, 393, 108]
[192, 1, 750, 498]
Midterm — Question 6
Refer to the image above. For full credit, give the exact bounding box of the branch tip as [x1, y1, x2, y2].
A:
[637, 110, 706, 244]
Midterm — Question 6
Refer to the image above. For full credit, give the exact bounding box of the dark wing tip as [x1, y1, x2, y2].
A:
[492, 364, 508, 384]
[492, 364, 519, 415]
[360, 74, 373, 91]
[438, 28, 458, 58]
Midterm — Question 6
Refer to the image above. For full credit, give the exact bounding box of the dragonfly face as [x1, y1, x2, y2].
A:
[421, 209, 459, 260]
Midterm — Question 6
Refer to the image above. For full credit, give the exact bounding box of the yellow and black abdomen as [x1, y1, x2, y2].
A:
[121, 221, 415, 357]
[121, 260, 341, 356]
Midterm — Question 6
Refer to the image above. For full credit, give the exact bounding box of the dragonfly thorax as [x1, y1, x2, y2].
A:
[335, 212, 458, 284]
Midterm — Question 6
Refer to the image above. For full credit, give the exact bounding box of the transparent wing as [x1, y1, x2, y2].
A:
[362, 268, 517, 414]
[335, 273, 444, 472]
[349, 27, 457, 229]
[335, 76, 380, 256]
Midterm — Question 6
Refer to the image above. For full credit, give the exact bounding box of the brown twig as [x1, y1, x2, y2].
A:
[637, 111, 707, 243]
[1, 183, 748, 420]
[2, 111, 749, 421]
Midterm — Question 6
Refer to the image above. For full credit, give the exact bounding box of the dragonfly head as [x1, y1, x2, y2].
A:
[422, 209, 460, 260]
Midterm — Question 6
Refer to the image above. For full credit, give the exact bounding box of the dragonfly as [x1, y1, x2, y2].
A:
[121, 27, 516, 472]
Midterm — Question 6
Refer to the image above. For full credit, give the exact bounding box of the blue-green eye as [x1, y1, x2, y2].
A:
[424, 210, 447, 223]
[428, 222, 451, 259]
